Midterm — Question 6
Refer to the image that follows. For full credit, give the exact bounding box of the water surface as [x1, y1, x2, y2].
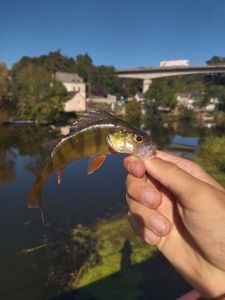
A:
[0, 121, 221, 299]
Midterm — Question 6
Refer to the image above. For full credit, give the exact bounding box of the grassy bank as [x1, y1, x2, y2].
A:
[196, 136, 225, 187]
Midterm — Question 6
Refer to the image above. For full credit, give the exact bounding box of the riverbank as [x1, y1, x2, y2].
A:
[1, 110, 225, 127]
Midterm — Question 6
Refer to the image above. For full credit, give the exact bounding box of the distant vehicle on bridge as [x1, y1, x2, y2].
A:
[160, 60, 189, 67]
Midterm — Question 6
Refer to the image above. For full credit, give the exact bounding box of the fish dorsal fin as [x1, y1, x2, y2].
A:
[69, 110, 116, 133]
[42, 137, 61, 153]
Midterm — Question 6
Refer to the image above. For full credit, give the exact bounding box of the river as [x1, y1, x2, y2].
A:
[0, 119, 222, 299]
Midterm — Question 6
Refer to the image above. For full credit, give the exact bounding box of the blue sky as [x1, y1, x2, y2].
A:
[1, 0, 225, 69]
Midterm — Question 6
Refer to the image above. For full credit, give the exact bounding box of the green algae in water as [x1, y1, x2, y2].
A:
[71, 215, 156, 300]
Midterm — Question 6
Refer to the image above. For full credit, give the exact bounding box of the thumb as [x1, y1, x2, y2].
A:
[143, 157, 209, 208]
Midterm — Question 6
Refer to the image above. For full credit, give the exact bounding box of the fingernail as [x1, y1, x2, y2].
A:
[150, 216, 167, 234]
[141, 189, 157, 207]
[145, 229, 160, 245]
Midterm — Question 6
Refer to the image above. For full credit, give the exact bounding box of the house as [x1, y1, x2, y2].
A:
[54, 72, 86, 112]
[176, 93, 195, 109]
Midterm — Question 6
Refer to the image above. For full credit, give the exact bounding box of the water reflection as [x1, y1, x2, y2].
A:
[0, 121, 223, 299]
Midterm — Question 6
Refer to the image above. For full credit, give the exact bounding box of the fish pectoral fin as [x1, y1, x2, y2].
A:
[88, 155, 106, 175]
[56, 166, 66, 185]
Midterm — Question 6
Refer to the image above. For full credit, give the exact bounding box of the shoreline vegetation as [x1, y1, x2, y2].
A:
[1, 52, 225, 124]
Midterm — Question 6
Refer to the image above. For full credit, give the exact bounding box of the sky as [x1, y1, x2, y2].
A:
[1, 0, 225, 69]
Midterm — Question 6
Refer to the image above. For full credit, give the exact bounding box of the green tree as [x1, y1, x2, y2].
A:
[145, 78, 177, 109]
[75, 53, 94, 82]
[117, 78, 142, 98]
[13, 63, 67, 122]
[90, 66, 118, 96]
[12, 51, 77, 75]
[204, 85, 225, 110]
[0, 62, 9, 108]
[125, 100, 141, 125]
[206, 56, 225, 65]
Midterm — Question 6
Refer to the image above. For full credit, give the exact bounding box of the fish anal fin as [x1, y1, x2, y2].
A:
[88, 155, 106, 175]
[42, 138, 61, 153]
[56, 165, 66, 185]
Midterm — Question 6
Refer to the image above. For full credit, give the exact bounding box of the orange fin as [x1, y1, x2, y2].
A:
[88, 155, 106, 175]
[56, 166, 66, 185]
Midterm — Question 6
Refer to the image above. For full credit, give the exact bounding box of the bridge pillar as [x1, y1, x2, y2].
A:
[143, 79, 152, 93]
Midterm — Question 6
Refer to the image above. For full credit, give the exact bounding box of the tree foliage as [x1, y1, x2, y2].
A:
[206, 56, 225, 65]
[13, 63, 67, 122]
[0, 62, 9, 108]
[145, 78, 177, 109]
[12, 50, 77, 75]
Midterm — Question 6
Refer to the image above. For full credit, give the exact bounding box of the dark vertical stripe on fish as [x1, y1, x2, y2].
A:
[76, 132, 85, 158]
[94, 129, 102, 154]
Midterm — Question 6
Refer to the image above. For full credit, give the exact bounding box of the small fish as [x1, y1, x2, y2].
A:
[27, 110, 156, 222]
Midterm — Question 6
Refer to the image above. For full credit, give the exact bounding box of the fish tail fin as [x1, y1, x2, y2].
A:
[27, 182, 45, 223]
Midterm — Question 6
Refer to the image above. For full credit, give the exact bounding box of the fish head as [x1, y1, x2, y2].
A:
[107, 127, 156, 158]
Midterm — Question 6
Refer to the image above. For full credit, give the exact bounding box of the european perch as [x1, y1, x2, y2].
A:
[27, 110, 156, 222]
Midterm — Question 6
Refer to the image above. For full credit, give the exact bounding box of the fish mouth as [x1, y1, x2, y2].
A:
[135, 144, 157, 158]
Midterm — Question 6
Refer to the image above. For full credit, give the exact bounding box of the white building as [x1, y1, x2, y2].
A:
[55, 72, 86, 112]
[176, 93, 195, 109]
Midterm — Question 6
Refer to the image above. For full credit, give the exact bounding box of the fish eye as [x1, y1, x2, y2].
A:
[135, 135, 143, 143]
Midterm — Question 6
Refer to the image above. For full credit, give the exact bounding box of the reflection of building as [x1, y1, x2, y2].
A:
[55, 72, 86, 112]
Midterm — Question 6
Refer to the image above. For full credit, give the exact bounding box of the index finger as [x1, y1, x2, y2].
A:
[124, 155, 146, 178]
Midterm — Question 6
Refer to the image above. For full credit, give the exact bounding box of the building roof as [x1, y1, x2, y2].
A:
[55, 71, 83, 83]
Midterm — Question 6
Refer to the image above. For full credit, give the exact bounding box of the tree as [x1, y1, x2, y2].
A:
[0, 62, 9, 108]
[13, 63, 67, 122]
[12, 51, 77, 75]
[75, 53, 94, 83]
[145, 78, 177, 109]
[204, 85, 225, 110]
[90, 66, 118, 96]
[206, 56, 225, 65]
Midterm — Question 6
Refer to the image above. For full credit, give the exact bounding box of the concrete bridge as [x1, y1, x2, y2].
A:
[116, 64, 225, 93]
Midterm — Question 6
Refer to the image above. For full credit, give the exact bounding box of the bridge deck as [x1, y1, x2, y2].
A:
[116, 64, 225, 75]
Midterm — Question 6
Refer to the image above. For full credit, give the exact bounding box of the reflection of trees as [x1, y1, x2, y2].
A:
[0, 125, 59, 183]
[144, 119, 173, 149]
[0, 149, 16, 183]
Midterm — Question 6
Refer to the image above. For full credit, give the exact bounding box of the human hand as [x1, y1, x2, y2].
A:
[124, 151, 225, 299]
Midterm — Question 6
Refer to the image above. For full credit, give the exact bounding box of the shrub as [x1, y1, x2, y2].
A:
[200, 136, 225, 171]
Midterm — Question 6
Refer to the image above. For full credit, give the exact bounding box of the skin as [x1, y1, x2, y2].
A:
[124, 151, 225, 299]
